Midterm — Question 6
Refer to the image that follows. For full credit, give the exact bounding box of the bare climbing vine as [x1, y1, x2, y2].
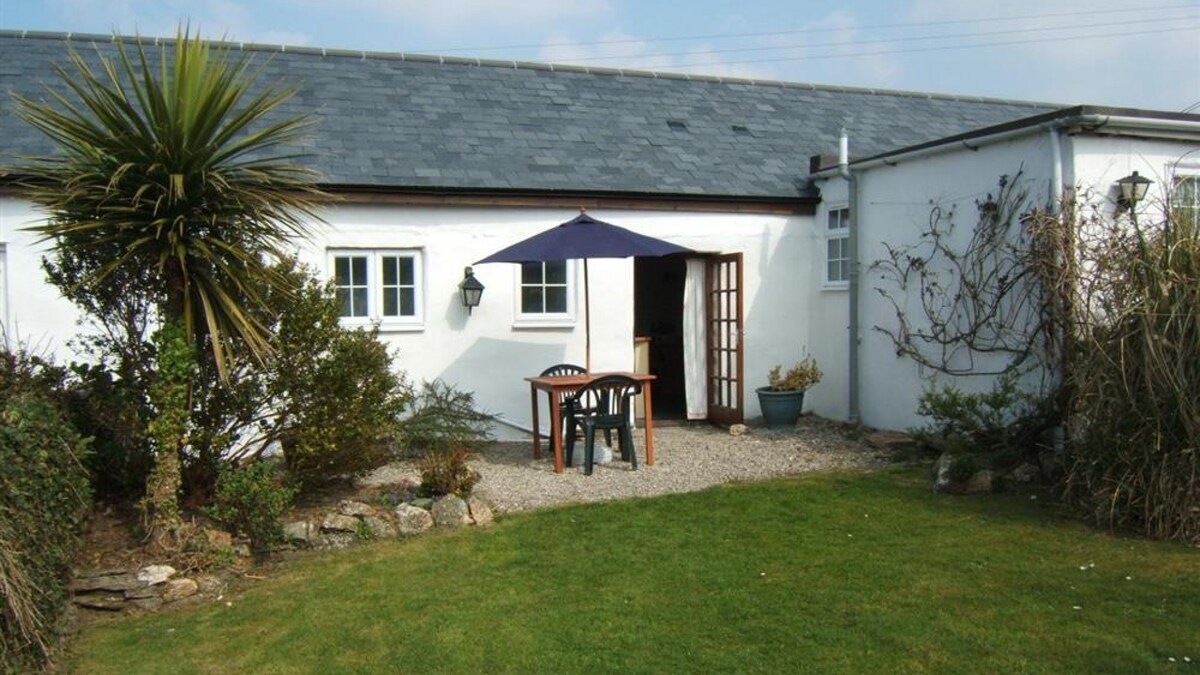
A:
[870, 169, 1057, 380]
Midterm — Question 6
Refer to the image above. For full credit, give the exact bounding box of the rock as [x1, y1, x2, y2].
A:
[395, 503, 434, 536]
[729, 424, 749, 436]
[431, 495, 471, 529]
[233, 543, 252, 558]
[467, 496, 494, 528]
[321, 513, 360, 533]
[128, 597, 164, 612]
[363, 515, 396, 538]
[124, 584, 165, 600]
[195, 575, 225, 597]
[314, 533, 357, 550]
[73, 594, 125, 612]
[963, 470, 996, 494]
[410, 498, 434, 510]
[932, 453, 958, 493]
[283, 520, 315, 544]
[865, 430, 916, 452]
[162, 578, 199, 603]
[338, 500, 374, 517]
[136, 565, 177, 586]
[1010, 462, 1041, 484]
[71, 573, 140, 593]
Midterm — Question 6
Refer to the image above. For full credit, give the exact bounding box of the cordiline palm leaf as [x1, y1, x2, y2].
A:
[11, 27, 325, 381]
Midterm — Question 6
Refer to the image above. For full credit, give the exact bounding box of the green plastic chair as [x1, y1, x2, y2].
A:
[563, 374, 642, 475]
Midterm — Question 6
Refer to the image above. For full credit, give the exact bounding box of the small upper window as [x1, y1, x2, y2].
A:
[329, 249, 424, 329]
[516, 260, 574, 324]
[1172, 173, 1199, 227]
[825, 208, 850, 287]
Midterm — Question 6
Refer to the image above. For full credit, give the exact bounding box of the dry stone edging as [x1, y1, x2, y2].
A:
[72, 564, 225, 615]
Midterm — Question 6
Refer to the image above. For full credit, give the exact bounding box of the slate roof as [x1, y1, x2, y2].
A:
[0, 31, 1059, 201]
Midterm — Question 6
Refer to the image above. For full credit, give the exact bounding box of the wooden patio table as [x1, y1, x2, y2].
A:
[525, 371, 657, 474]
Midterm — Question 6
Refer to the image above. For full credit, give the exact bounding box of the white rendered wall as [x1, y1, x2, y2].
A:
[850, 133, 1058, 432]
[1069, 135, 1200, 223]
[0, 196, 91, 356]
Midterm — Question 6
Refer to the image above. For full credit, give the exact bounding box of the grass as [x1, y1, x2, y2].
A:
[67, 470, 1199, 674]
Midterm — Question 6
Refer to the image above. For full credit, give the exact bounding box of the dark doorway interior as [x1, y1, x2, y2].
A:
[634, 256, 687, 420]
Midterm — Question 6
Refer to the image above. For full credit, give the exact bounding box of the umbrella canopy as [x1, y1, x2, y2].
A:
[476, 211, 692, 370]
[475, 212, 691, 264]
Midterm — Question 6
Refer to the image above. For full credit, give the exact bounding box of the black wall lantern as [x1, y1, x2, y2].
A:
[1116, 170, 1153, 208]
[459, 266, 484, 314]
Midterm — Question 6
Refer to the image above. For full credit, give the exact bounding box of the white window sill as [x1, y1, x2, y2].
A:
[821, 282, 849, 291]
[338, 318, 425, 332]
[512, 318, 576, 330]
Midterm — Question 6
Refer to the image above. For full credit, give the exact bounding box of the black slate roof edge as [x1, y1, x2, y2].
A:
[0, 29, 1056, 111]
[842, 105, 1200, 169]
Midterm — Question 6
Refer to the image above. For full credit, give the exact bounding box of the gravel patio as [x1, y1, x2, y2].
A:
[363, 417, 891, 513]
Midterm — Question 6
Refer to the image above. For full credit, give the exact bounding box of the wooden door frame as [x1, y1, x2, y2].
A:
[705, 252, 744, 425]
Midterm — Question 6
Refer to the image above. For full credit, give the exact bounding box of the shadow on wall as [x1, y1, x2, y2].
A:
[436, 336, 569, 441]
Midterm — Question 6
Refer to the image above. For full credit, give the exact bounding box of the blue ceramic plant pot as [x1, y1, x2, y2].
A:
[755, 387, 806, 429]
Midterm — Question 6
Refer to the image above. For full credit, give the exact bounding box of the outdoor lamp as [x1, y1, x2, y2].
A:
[1116, 171, 1153, 207]
[459, 266, 484, 314]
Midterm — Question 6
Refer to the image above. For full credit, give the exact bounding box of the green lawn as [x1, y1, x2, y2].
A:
[67, 471, 1199, 674]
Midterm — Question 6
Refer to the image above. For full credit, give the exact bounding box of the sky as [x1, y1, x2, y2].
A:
[1, 0, 1197, 111]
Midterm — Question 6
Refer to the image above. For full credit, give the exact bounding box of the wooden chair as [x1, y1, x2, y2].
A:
[563, 374, 642, 475]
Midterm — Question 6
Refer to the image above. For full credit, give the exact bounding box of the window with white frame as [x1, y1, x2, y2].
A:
[1172, 172, 1199, 227]
[825, 207, 850, 286]
[329, 249, 423, 327]
[517, 260, 573, 322]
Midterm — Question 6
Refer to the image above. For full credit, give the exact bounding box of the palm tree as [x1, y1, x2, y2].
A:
[12, 27, 325, 549]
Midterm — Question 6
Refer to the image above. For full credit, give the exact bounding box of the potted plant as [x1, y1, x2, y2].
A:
[756, 356, 823, 429]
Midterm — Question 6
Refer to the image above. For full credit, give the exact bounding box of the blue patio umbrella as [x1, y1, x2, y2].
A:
[476, 210, 692, 370]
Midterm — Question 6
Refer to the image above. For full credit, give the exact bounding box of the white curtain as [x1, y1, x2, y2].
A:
[683, 258, 707, 419]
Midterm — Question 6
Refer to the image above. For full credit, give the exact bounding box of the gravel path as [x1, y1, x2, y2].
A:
[363, 418, 890, 514]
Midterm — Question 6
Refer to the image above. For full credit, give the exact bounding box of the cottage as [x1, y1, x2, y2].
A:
[1, 31, 1197, 436]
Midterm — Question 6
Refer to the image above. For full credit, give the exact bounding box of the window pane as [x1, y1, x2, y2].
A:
[828, 210, 840, 230]
[545, 286, 567, 313]
[382, 257, 397, 286]
[337, 287, 352, 317]
[383, 287, 398, 316]
[828, 260, 840, 282]
[351, 257, 367, 285]
[521, 262, 543, 284]
[334, 257, 350, 285]
[399, 257, 415, 285]
[400, 288, 415, 316]
[522, 287, 543, 313]
[545, 261, 567, 284]
[827, 238, 840, 260]
[352, 288, 369, 316]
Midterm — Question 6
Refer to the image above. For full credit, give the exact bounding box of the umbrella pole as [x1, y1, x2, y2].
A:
[584, 258, 591, 372]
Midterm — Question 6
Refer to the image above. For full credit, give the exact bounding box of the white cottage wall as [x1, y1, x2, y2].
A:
[852, 134, 1057, 432]
[286, 204, 823, 438]
[0, 195, 90, 355]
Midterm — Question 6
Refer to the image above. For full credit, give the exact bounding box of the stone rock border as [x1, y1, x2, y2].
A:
[282, 494, 494, 550]
[72, 492, 495, 615]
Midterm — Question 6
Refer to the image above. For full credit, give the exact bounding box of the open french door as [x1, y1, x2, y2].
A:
[706, 253, 744, 425]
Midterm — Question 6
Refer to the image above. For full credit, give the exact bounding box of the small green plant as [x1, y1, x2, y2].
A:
[400, 380, 495, 456]
[946, 455, 981, 483]
[418, 448, 480, 498]
[767, 356, 823, 391]
[354, 519, 375, 542]
[914, 373, 1032, 455]
[205, 462, 297, 559]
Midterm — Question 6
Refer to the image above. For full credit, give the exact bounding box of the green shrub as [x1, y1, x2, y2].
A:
[266, 265, 413, 489]
[401, 380, 494, 457]
[205, 461, 296, 558]
[63, 361, 153, 502]
[913, 373, 1034, 455]
[0, 351, 90, 672]
[418, 448, 480, 498]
